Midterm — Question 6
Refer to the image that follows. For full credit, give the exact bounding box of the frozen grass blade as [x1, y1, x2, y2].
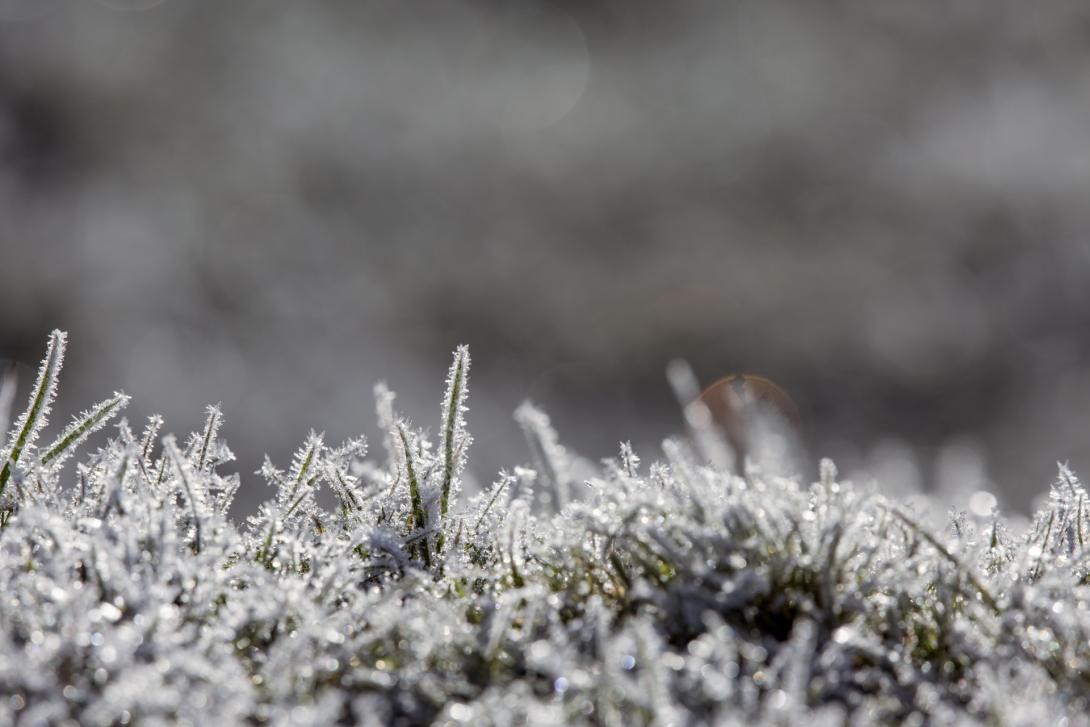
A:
[514, 401, 571, 513]
[285, 431, 318, 505]
[0, 329, 66, 499]
[474, 472, 513, 537]
[438, 345, 470, 554]
[666, 358, 734, 472]
[139, 414, 164, 466]
[189, 403, 223, 472]
[40, 391, 130, 469]
[281, 431, 322, 512]
[163, 435, 207, 554]
[374, 382, 398, 465]
[439, 345, 470, 519]
[397, 421, 431, 568]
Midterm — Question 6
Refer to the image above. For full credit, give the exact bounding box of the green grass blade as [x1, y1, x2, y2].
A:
[438, 345, 470, 554]
[0, 330, 66, 498]
[398, 422, 431, 568]
[40, 392, 130, 468]
[192, 404, 223, 472]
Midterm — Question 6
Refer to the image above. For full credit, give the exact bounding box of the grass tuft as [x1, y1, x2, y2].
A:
[0, 330, 1087, 725]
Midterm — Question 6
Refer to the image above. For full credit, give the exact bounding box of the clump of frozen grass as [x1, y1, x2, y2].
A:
[2, 332, 1090, 725]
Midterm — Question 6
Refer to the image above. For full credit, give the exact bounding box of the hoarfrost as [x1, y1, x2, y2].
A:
[0, 332, 1088, 724]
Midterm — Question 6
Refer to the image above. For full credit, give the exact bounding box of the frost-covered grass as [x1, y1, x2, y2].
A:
[1, 332, 1088, 726]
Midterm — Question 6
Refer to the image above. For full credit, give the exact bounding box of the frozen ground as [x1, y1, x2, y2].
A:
[1, 331, 1088, 725]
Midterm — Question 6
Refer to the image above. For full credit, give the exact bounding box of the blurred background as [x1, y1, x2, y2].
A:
[2, 0, 1090, 512]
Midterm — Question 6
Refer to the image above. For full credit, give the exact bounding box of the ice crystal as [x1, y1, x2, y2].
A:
[2, 331, 1090, 725]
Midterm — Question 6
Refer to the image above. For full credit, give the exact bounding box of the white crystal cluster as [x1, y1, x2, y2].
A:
[1, 332, 1088, 726]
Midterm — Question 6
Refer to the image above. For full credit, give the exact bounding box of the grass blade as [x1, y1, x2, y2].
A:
[40, 391, 130, 469]
[438, 345, 470, 553]
[398, 421, 431, 568]
[0, 330, 66, 498]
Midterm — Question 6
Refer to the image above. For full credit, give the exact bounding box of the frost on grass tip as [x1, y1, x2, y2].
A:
[0, 330, 1089, 725]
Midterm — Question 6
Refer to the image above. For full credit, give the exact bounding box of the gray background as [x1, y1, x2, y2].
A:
[2, 0, 1090, 511]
